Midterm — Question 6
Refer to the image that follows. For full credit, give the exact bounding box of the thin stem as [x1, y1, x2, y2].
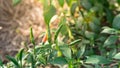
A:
[47, 25, 51, 44]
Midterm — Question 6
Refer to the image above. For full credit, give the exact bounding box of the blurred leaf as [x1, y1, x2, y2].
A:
[6, 55, 20, 67]
[16, 49, 24, 61]
[12, 0, 21, 6]
[29, 53, 36, 68]
[66, 0, 72, 6]
[47, 25, 52, 43]
[104, 35, 118, 47]
[44, 5, 56, 25]
[30, 27, 35, 45]
[108, 48, 117, 58]
[85, 55, 111, 64]
[112, 14, 120, 29]
[83, 64, 94, 68]
[60, 45, 72, 59]
[117, 0, 120, 5]
[59, 18, 67, 35]
[57, 50, 62, 57]
[77, 45, 86, 58]
[105, 8, 114, 23]
[113, 52, 120, 59]
[58, 0, 64, 7]
[0, 58, 3, 67]
[54, 24, 63, 41]
[95, 64, 101, 68]
[50, 57, 67, 65]
[70, 2, 77, 16]
[101, 27, 118, 34]
[67, 26, 74, 39]
[80, 0, 92, 10]
[85, 31, 95, 40]
[42, 0, 49, 9]
[89, 18, 101, 32]
[69, 39, 81, 46]
[37, 55, 46, 65]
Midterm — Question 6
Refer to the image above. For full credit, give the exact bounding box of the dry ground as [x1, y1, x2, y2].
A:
[0, 0, 46, 62]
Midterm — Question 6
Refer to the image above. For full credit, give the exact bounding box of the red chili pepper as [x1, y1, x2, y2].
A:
[42, 33, 48, 43]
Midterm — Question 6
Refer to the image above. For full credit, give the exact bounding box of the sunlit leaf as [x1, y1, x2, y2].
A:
[85, 55, 111, 64]
[104, 35, 118, 47]
[44, 5, 56, 25]
[101, 27, 118, 34]
[85, 31, 95, 40]
[113, 52, 120, 59]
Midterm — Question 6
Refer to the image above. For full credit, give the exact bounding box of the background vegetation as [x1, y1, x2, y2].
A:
[0, 0, 120, 68]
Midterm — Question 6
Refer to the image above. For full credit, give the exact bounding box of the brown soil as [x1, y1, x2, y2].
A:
[0, 0, 45, 62]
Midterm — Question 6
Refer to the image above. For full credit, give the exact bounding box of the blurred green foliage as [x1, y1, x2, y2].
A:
[2, 0, 120, 68]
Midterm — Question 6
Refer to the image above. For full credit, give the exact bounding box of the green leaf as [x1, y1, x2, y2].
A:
[44, 5, 56, 25]
[60, 45, 71, 59]
[0, 58, 3, 67]
[69, 39, 81, 46]
[77, 45, 86, 58]
[113, 52, 120, 59]
[6, 55, 20, 67]
[70, 2, 77, 16]
[66, 0, 72, 6]
[50, 57, 67, 66]
[17, 49, 24, 61]
[30, 27, 35, 45]
[12, 0, 21, 6]
[29, 53, 36, 68]
[95, 64, 101, 68]
[112, 14, 120, 29]
[85, 55, 111, 64]
[117, 0, 120, 4]
[85, 31, 95, 40]
[59, 18, 67, 35]
[89, 18, 100, 32]
[58, 0, 64, 7]
[37, 55, 46, 65]
[108, 49, 117, 59]
[83, 64, 94, 68]
[104, 35, 118, 47]
[54, 24, 63, 41]
[105, 8, 114, 23]
[80, 0, 92, 10]
[101, 27, 118, 34]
